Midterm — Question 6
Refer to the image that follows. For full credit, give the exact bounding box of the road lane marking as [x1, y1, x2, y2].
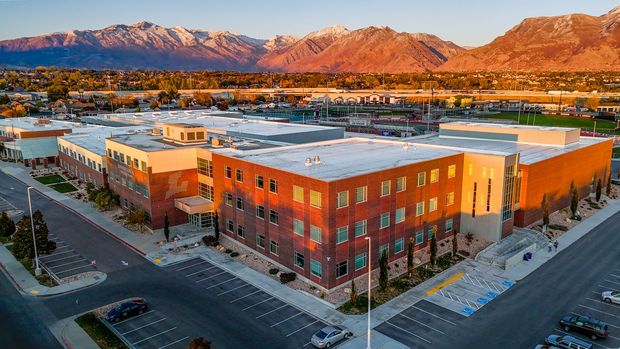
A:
[270, 312, 302, 327]
[242, 297, 273, 311]
[132, 327, 177, 345]
[174, 260, 207, 271]
[218, 283, 251, 296]
[120, 318, 166, 335]
[158, 336, 189, 349]
[112, 310, 154, 326]
[410, 305, 457, 326]
[426, 272, 464, 295]
[398, 313, 445, 334]
[230, 289, 262, 303]
[195, 271, 227, 283]
[186, 265, 218, 277]
[384, 321, 431, 344]
[286, 320, 319, 337]
[256, 304, 288, 319]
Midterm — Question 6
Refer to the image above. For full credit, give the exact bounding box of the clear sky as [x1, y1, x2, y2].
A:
[0, 0, 618, 46]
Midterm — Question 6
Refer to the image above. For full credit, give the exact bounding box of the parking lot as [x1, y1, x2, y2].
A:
[105, 309, 189, 349]
[541, 268, 620, 349]
[0, 193, 22, 217]
[168, 257, 336, 348]
[39, 232, 97, 280]
[426, 270, 514, 316]
[376, 299, 465, 348]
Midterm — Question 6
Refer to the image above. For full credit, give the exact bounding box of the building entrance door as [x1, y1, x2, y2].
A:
[189, 212, 214, 228]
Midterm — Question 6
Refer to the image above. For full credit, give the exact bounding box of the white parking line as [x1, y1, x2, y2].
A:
[48, 258, 87, 269]
[40, 253, 80, 263]
[175, 260, 208, 271]
[256, 304, 288, 319]
[195, 271, 227, 283]
[112, 310, 154, 326]
[54, 264, 94, 275]
[218, 283, 251, 296]
[186, 265, 218, 277]
[604, 279, 620, 286]
[132, 327, 177, 345]
[40, 250, 74, 259]
[205, 277, 237, 289]
[598, 285, 620, 292]
[553, 328, 612, 349]
[384, 321, 431, 344]
[230, 289, 262, 303]
[577, 304, 620, 319]
[286, 320, 319, 337]
[53, 245, 71, 251]
[242, 297, 273, 311]
[270, 312, 302, 327]
[120, 318, 166, 335]
[158, 336, 190, 349]
[609, 274, 620, 279]
[398, 313, 445, 334]
[410, 305, 457, 326]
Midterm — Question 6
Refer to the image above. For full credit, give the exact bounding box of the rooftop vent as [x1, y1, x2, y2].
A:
[151, 128, 161, 136]
[305, 157, 312, 167]
[313, 155, 321, 165]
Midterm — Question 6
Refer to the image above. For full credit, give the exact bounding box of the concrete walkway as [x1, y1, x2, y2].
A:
[49, 316, 100, 349]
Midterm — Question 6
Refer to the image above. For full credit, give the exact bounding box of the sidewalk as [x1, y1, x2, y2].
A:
[0, 245, 106, 296]
[49, 316, 100, 349]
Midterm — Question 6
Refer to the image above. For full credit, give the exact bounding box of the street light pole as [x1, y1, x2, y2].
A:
[27, 187, 41, 276]
[364, 236, 372, 349]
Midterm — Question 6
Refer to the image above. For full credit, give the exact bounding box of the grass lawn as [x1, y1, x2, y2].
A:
[34, 174, 66, 185]
[480, 113, 617, 132]
[49, 182, 78, 193]
[75, 313, 128, 349]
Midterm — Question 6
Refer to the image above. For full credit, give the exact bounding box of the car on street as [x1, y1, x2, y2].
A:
[310, 325, 352, 348]
[545, 334, 593, 349]
[559, 315, 608, 340]
[602, 290, 620, 304]
[105, 298, 148, 322]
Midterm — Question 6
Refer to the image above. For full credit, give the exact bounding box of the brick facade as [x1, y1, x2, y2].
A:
[59, 152, 108, 188]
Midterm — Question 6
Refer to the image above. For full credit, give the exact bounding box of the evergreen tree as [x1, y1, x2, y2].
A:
[213, 211, 220, 242]
[0, 211, 16, 238]
[452, 230, 459, 258]
[188, 337, 211, 349]
[406, 236, 414, 276]
[11, 210, 56, 259]
[163, 212, 170, 242]
[570, 181, 579, 217]
[350, 279, 358, 305]
[379, 249, 388, 291]
[607, 169, 613, 197]
[542, 194, 550, 227]
[430, 227, 438, 266]
[596, 178, 602, 202]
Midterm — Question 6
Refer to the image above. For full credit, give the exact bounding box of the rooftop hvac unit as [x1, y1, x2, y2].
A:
[305, 158, 312, 167]
[151, 128, 162, 136]
[313, 155, 321, 164]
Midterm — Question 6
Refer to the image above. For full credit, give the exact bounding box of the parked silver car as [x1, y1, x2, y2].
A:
[311, 325, 352, 348]
[602, 290, 620, 304]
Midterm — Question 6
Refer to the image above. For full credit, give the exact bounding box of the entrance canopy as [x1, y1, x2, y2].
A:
[174, 196, 213, 214]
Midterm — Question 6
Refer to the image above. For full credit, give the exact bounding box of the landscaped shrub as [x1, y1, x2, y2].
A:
[279, 272, 296, 284]
[230, 251, 239, 257]
[268, 268, 279, 275]
[548, 224, 568, 232]
[202, 235, 218, 247]
[225, 248, 232, 254]
[458, 250, 470, 257]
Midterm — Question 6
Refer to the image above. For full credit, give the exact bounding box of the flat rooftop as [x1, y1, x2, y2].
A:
[446, 121, 575, 132]
[0, 117, 75, 132]
[108, 133, 282, 152]
[60, 126, 151, 155]
[223, 138, 462, 181]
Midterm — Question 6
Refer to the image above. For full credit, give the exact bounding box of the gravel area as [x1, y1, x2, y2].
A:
[59, 270, 99, 284]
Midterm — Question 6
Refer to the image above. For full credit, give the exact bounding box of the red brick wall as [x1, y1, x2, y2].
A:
[514, 139, 613, 227]
[20, 129, 70, 139]
[59, 152, 107, 188]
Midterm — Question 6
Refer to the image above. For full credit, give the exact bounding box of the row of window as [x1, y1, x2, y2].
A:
[108, 171, 149, 198]
[59, 145, 103, 173]
[108, 148, 147, 172]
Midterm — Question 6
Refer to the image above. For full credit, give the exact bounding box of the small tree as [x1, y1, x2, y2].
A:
[188, 337, 211, 349]
[452, 229, 459, 258]
[163, 212, 170, 242]
[596, 178, 602, 202]
[12, 210, 56, 259]
[607, 169, 613, 197]
[0, 211, 16, 238]
[126, 208, 148, 233]
[430, 227, 438, 266]
[379, 249, 388, 291]
[570, 181, 579, 218]
[541, 193, 550, 228]
[213, 211, 220, 242]
[350, 279, 358, 305]
[406, 236, 414, 276]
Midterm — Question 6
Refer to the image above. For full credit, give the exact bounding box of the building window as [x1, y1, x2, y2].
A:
[293, 219, 304, 236]
[355, 253, 367, 270]
[255, 175, 264, 189]
[429, 197, 438, 212]
[482, 167, 487, 178]
[336, 260, 348, 278]
[394, 238, 404, 254]
[448, 164, 456, 179]
[379, 244, 389, 258]
[225, 193, 233, 206]
[415, 231, 424, 245]
[269, 210, 279, 225]
[256, 205, 265, 219]
[310, 260, 322, 278]
[236, 169, 243, 182]
[197, 158, 213, 177]
[515, 170, 523, 205]
[468, 164, 473, 176]
[416, 202, 424, 216]
[355, 186, 367, 203]
[126, 155, 131, 166]
[381, 180, 390, 196]
[294, 251, 305, 269]
[417, 172, 426, 186]
[446, 192, 455, 206]
[502, 165, 515, 221]
[187, 132, 195, 141]
[472, 182, 478, 218]
[113, 151, 119, 160]
[256, 234, 265, 248]
[396, 177, 406, 192]
[236, 197, 244, 211]
[336, 226, 348, 244]
[395, 207, 405, 224]
[293, 185, 304, 203]
[380, 212, 390, 229]
[355, 220, 367, 237]
[336, 191, 348, 209]
[133, 159, 139, 169]
[269, 179, 278, 193]
[237, 225, 245, 238]
[310, 225, 322, 243]
[310, 190, 322, 208]
[270, 240, 279, 256]
[226, 220, 234, 232]
[430, 169, 439, 183]
[225, 166, 232, 178]
[119, 153, 125, 164]
[198, 183, 214, 201]
[446, 218, 454, 233]
[486, 178, 492, 212]
[141, 161, 147, 172]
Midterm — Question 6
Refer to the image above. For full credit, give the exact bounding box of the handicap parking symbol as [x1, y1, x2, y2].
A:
[477, 297, 489, 305]
[462, 307, 475, 315]
[502, 281, 514, 287]
[486, 291, 497, 298]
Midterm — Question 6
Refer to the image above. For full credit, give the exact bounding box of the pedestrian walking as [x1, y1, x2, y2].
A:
[548, 242, 552, 252]
[553, 240, 559, 251]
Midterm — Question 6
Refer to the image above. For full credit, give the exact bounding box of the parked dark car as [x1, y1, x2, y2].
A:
[105, 299, 148, 322]
[560, 315, 608, 340]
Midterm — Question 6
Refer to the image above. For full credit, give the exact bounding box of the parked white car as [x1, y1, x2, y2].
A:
[602, 291, 620, 304]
